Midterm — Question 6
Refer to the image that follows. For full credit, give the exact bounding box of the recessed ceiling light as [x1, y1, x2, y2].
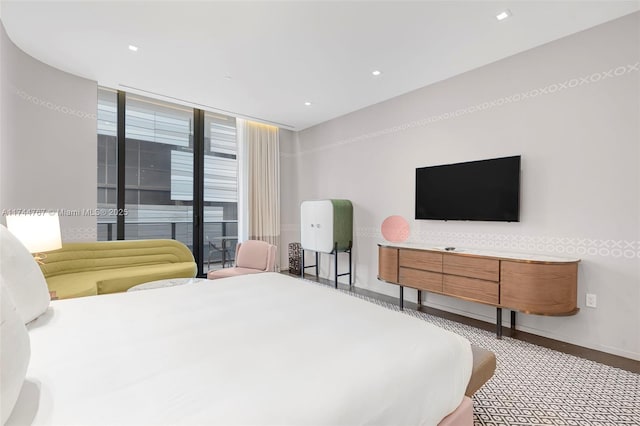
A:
[128, 45, 139, 52]
[304, 101, 312, 106]
[372, 70, 382, 76]
[496, 10, 512, 21]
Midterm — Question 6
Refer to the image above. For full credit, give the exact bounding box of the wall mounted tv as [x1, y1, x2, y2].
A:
[415, 155, 521, 222]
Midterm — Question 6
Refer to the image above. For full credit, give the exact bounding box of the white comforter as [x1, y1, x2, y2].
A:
[10, 273, 472, 426]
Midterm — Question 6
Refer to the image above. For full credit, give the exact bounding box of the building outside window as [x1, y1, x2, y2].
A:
[97, 88, 117, 240]
[96, 89, 238, 271]
[204, 112, 238, 269]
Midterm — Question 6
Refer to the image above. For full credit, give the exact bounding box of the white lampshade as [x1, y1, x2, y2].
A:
[6, 213, 62, 253]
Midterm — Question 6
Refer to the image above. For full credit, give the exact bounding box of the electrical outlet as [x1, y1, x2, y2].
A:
[586, 293, 597, 308]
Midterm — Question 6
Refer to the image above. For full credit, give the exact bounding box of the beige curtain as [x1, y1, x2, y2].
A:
[243, 120, 280, 269]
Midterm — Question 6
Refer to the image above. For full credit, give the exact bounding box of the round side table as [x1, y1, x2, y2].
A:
[127, 277, 206, 292]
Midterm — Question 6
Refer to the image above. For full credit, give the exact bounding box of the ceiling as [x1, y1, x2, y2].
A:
[1, 1, 638, 130]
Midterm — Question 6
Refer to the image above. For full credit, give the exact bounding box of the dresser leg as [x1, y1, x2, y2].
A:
[417, 290, 422, 307]
[511, 310, 517, 331]
[496, 308, 503, 339]
[399, 286, 404, 310]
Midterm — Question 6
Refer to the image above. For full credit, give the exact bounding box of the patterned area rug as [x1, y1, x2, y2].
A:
[303, 279, 640, 426]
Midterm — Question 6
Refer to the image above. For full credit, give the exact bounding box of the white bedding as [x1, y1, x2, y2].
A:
[9, 273, 472, 426]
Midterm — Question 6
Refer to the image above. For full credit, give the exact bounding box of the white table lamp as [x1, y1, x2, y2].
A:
[6, 213, 62, 263]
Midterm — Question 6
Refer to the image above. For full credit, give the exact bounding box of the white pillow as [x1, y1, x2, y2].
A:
[0, 281, 31, 424]
[0, 225, 50, 324]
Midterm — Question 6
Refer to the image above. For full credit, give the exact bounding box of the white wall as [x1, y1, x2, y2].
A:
[0, 22, 98, 242]
[281, 13, 640, 360]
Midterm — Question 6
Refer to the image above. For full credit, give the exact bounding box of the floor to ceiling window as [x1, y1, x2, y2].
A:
[204, 112, 238, 270]
[124, 94, 194, 248]
[96, 88, 238, 275]
[97, 88, 117, 240]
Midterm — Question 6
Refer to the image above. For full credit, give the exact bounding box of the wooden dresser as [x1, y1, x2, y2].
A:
[378, 243, 580, 338]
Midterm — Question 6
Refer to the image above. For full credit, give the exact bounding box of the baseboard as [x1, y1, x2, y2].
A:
[420, 299, 640, 362]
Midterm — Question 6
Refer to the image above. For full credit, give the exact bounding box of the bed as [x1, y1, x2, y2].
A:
[2, 270, 485, 426]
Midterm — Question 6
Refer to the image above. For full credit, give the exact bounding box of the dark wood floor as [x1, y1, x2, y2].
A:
[287, 272, 640, 374]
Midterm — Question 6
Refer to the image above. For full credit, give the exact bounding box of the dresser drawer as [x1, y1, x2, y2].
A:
[399, 268, 443, 292]
[443, 254, 499, 281]
[399, 249, 442, 272]
[443, 275, 498, 304]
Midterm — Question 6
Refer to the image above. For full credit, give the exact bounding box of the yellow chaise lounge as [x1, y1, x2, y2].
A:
[40, 239, 197, 300]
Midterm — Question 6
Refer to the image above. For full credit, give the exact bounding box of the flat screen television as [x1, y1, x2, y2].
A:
[415, 155, 521, 222]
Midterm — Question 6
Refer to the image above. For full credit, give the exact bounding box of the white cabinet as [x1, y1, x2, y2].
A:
[300, 199, 354, 287]
[300, 200, 353, 253]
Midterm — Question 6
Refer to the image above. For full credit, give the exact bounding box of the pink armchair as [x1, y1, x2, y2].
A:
[207, 240, 277, 280]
